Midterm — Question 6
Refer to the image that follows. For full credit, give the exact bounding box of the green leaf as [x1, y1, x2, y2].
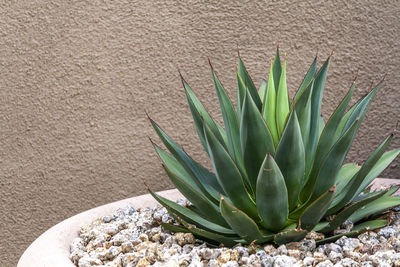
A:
[276, 60, 290, 136]
[341, 82, 382, 135]
[210, 63, 243, 169]
[328, 134, 394, 214]
[148, 190, 235, 235]
[334, 97, 361, 140]
[258, 79, 267, 102]
[256, 154, 289, 231]
[348, 195, 400, 224]
[274, 229, 308, 245]
[150, 119, 220, 204]
[305, 79, 356, 190]
[305, 54, 332, 177]
[334, 163, 361, 198]
[384, 186, 399, 196]
[294, 80, 313, 147]
[153, 143, 219, 198]
[316, 219, 387, 245]
[357, 149, 400, 197]
[275, 109, 305, 210]
[262, 62, 279, 146]
[300, 185, 336, 231]
[220, 198, 272, 243]
[177, 218, 241, 246]
[272, 46, 282, 93]
[240, 90, 276, 189]
[161, 223, 190, 234]
[237, 57, 262, 111]
[203, 123, 258, 218]
[183, 78, 227, 152]
[318, 115, 325, 139]
[314, 77, 356, 167]
[313, 222, 329, 232]
[293, 56, 317, 103]
[301, 118, 360, 203]
[321, 190, 386, 233]
[236, 71, 247, 117]
[161, 163, 229, 227]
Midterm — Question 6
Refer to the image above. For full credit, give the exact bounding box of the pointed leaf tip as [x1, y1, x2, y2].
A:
[147, 136, 155, 145]
[208, 58, 214, 69]
[144, 182, 150, 190]
[329, 47, 335, 57]
[145, 110, 151, 121]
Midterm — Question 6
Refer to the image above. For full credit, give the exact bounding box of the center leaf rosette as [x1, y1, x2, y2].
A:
[147, 46, 400, 246]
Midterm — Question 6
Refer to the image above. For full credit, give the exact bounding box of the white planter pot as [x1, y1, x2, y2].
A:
[18, 179, 400, 267]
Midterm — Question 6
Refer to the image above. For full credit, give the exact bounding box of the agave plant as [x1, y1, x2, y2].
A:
[148, 47, 400, 246]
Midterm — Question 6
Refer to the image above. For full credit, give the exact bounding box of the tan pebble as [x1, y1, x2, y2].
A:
[174, 233, 186, 246]
[230, 249, 239, 261]
[306, 231, 325, 241]
[178, 259, 189, 266]
[104, 241, 112, 249]
[217, 250, 232, 264]
[121, 241, 134, 253]
[264, 245, 277, 256]
[151, 233, 161, 242]
[344, 251, 361, 261]
[136, 258, 151, 267]
[136, 241, 153, 251]
[313, 251, 326, 262]
[286, 242, 301, 250]
[287, 249, 301, 259]
[145, 246, 157, 264]
[169, 248, 179, 256]
[183, 233, 195, 244]
[360, 253, 370, 262]
[139, 233, 149, 242]
[358, 243, 373, 254]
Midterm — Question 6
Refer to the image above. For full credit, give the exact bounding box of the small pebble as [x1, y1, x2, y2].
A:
[70, 201, 400, 267]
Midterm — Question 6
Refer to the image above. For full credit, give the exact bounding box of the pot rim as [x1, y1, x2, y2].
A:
[17, 188, 183, 267]
[17, 178, 400, 267]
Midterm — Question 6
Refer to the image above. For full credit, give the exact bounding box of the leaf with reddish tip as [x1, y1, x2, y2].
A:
[210, 64, 243, 170]
[150, 119, 220, 204]
[321, 190, 386, 233]
[161, 164, 229, 227]
[316, 219, 387, 245]
[148, 189, 235, 235]
[237, 57, 262, 111]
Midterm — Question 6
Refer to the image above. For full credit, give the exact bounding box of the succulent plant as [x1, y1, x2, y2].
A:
[148, 47, 400, 246]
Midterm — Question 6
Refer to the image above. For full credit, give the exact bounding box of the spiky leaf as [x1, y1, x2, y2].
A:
[256, 154, 288, 231]
[275, 109, 305, 210]
[240, 90, 276, 189]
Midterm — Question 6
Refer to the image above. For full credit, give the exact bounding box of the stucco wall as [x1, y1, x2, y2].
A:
[1, 0, 399, 265]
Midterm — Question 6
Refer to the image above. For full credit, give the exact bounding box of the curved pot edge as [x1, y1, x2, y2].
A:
[17, 179, 400, 267]
[17, 188, 183, 267]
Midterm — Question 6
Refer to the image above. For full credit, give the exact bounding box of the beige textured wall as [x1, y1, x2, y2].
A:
[1, 0, 399, 265]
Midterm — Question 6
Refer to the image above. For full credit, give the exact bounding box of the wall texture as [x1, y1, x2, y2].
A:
[1, 0, 399, 265]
